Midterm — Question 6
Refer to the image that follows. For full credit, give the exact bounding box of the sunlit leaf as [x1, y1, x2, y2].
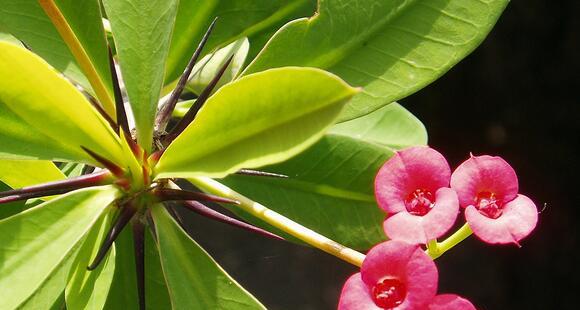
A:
[0, 42, 125, 165]
[0, 186, 118, 309]
[156, 67, 358, 179]
[66, 211, 116, 310]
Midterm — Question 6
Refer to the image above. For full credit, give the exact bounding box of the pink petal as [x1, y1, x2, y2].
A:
[465, 194, 538, 244]
[383, 188, 459, 244]
[338, 273, 381, 310]
[450, 155, 518, 208]
[428, 294, 476, 310]
[375, 146, 451, 213]
[361, 241, 438, 309]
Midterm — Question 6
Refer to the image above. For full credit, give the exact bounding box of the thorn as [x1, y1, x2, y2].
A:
[85, 89, 119, 131]
[235, 169, 288, 178]
[163, 54, 234, 145]
[81, 146, 125, 177]
[0, 188, 73, 204]
[87, 202, 138, 270]
[0, 170, 112, 199]
[153, 188, 239, 205]
[148, 149, 164, 164]
[181, 201, 285, 241]
[132, 220, 146, 310]
[108, 46, 130, 136]
[155, 17, 219, 132]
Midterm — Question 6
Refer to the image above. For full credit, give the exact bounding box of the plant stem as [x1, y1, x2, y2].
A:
[189, 177, 366, 267]
[427, 223, 473, 259]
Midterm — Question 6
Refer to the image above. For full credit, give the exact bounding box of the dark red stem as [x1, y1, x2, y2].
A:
[132, 220, 146, 310]
[81, 146, 125, 177]
[181, 201, 284, 241]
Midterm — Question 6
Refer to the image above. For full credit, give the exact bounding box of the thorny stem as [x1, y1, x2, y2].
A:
[155, 17, 218, 133]
[426, 223, 473, 259]
[189, 177, 366, 267]
[132, 220, 146, 310]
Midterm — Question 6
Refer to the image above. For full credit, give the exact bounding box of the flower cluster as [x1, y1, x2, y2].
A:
[339, 146, 538, 309]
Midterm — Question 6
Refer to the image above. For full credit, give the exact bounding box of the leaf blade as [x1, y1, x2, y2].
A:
[156, 67, 358, 179]
[102, 0, 179, 150]
[0, 186, 118, 309]
[244, 0, 509, 121]
[151, 205, 265, 310]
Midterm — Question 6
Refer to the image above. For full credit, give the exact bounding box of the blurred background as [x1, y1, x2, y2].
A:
[179, 1, 579, 309]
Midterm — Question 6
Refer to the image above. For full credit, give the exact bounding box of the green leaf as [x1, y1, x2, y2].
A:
[151, 205, 265, 309]
[186, 37, 250, 95]
[40, 0, 116, 115]
[103, 228, 139, 310]
[222, 135, 389, 249]
[0, 160, 65, 190]
[102, 0, 179, 150]
[0, 0, 111, 97]
[144, 225, 172, 310]
[0, 42, 125, 165]
[222, 103, 427, 249]
[244, 0, 509, 121]
[165, 0, 316, 83]
[66, 211, 116, 310]
[330, 102, 427, 149]
[156, 67, 358, 179]
[0, 31, 22, 46]
[0, 186, 118, 309]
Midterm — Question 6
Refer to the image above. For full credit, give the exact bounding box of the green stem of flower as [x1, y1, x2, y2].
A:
[189, 177, 366, 267]
[427, 223, 473, 259]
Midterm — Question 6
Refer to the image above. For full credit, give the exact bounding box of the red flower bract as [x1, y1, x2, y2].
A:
[451, 154, 538, 244]
[338, 241, 438, 309]
[375, 147, 459, 244]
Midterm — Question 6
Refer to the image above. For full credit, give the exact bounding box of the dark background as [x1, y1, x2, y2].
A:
[180, 1, 579, 309]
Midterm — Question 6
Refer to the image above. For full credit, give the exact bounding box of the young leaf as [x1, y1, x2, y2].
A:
[221, 135, 390, 250]
[102, 0, 179, 150]
[155, 67, 358, 179]
[0, 186, 118, 309]
[186, 37, 250, 95]
[144, 224, 173, 310]
[0, 0, 88, 90]
[39, 0, 115, 116]
[330, 102, 428, 149]
[0, 42, 125, 165]
[244, 0, 509, 121]
[165, 0, 316, 83]
[65, 211, 116, 310]
[0, 160, 65, 191]
[151, 205, 266, 309]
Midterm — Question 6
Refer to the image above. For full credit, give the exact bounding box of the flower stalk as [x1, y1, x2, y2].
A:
[427, 223, 473, 259]
[189, 176, 366, 267]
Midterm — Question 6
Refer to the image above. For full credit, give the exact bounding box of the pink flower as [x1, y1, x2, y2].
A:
[450, 154, 538, 245]
[338, 241, 475, 310]
[375, 147, 459, 244]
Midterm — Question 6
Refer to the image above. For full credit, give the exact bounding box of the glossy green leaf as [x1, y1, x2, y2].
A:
[0, 160, 65, 190]
[66, 211, 116, 310]
[0, 42, 125, 165]
[0, 186, 118, 309]
[102, 0, 179, 150]
[330, 102, 428, 149]
[0, 181, 28, 219]
[0, 0, 112, 98]
[186, 37, 249, 95]
[244, 0, 509, 121]
[222, 135, 389, 249]
[151, 205, 265, 309]
[165, 0, 316, 83]
[156, 67, 358, 179]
